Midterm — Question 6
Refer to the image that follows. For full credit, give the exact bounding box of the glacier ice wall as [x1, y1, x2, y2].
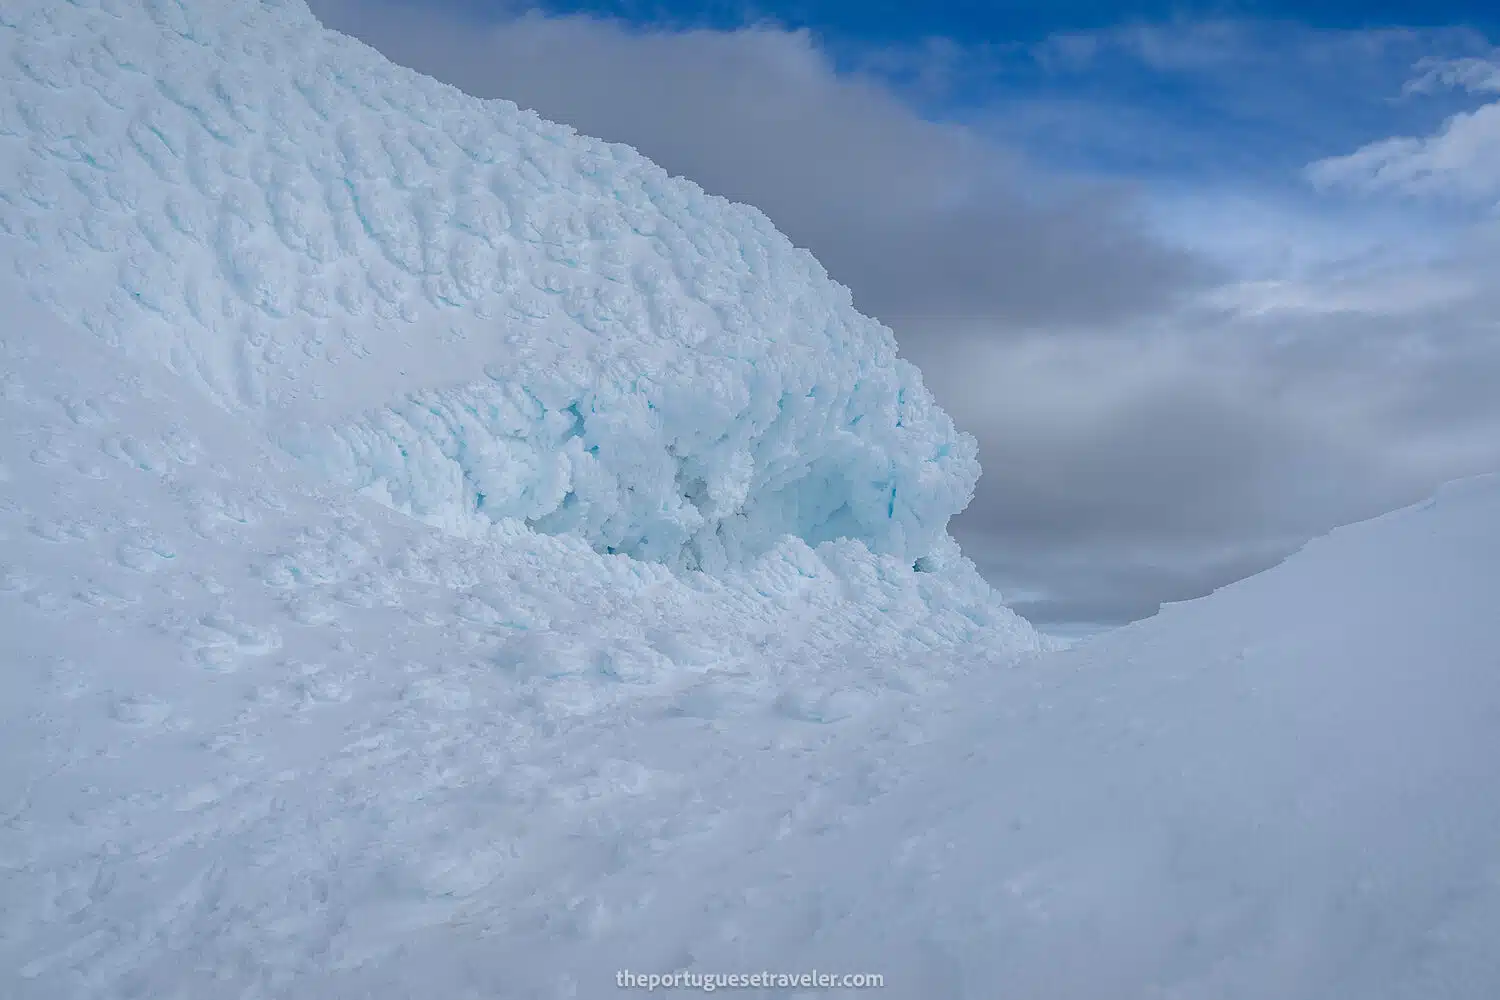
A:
[0, 0, 981, 573]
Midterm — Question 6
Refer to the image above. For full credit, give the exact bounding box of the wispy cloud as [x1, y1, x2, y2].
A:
[1034, 20, 1265, 73]
[1309, 51, 1500, 201]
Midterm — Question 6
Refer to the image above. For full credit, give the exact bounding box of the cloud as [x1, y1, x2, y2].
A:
[1032, 20, 1486, 79]
[941, 278, 1500, 625]
[999, 22, 1494, 186]
[1034, 20, 1263, 73]
[1405, 54, 1500, 94]
[309, 0, 1500, 627]
[1308, 53, 1500, 201]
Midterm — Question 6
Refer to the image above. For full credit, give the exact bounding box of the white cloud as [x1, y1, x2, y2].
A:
[1309, 54, 1500, 201]
[1032, 20, 1476, 78]
[1036, 20, 1258, 73]
[1405, 54, 1500, 94]
[1205, 270, 1480, 317]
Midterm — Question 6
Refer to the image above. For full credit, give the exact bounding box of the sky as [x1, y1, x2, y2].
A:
[308, 0, 1500, 630]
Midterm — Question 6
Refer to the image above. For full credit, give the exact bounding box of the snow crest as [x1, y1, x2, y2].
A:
[0, 0, 979, 572]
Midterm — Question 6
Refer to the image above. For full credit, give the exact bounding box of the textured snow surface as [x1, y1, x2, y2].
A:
[695, 475, 1500, 1000]
[0, 270, 1039, 999]
[0, 6, 1043, 993]
[0, 0, 980, 571]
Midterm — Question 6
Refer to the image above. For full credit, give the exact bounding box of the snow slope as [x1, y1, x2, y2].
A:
[647, 476, 1500, 1000]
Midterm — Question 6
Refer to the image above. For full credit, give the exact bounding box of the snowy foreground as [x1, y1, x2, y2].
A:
[3, 1, 1500, 998]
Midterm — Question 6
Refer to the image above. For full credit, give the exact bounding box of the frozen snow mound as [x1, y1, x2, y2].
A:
[0, 0, 978, 573]
[0, 258, 1039, 1000]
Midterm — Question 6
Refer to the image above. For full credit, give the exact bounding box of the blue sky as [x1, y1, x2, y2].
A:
[315, 0, 1500, 629]
[442, 0, 1500, 40]
[409, 0, 1495, 189]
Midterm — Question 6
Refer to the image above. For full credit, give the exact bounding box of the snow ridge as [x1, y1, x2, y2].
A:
[0, 0, 979, 573]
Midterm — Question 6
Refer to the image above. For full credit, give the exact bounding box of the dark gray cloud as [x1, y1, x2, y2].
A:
[938, 248, 1500, 625]
[308, 1, 1500, 629]
[981, 544, 1295, 627]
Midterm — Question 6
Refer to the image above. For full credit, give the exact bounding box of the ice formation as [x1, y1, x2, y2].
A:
[0, 6, 1046, 992]
[0, 0, 980, 573]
